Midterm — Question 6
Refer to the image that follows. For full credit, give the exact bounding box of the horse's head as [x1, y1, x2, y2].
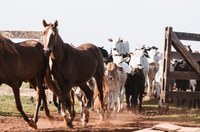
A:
[42, 19, 58, 53]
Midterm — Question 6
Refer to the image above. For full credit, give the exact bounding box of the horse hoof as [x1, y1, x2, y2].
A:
[28, 119, 37, 129]
[100, 115, 104, 121]
[99, 109, 104, 121]
[67, 121, 73, 128]
[81, 118, 89, 126]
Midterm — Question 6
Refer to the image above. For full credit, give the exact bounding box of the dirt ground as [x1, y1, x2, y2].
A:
[1, 106, 200, 132]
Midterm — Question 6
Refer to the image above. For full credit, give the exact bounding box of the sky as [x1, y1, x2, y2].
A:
[1, 0, 200, 53]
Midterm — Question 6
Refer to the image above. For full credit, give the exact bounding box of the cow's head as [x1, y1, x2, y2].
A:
[105, 62, 123, 81]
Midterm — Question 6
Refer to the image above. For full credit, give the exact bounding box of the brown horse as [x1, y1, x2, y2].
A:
[42, 20, 105, 127]
[0, 35, 51, 128]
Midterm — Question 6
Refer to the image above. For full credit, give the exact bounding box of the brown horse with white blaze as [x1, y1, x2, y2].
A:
[42, 20, 105, 127]
[0, 34, 51, 128]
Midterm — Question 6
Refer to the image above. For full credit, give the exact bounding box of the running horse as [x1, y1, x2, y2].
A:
[42, 20, 105, 127]
[0, 34, 51, 128]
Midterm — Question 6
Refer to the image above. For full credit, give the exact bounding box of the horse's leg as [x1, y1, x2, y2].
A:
[70, 90, 76, 119]
[53, 94, 60, 113]
[81, 106, 89, 126]
[60, 99, 72, 128]
[12, 87, 36, 128]
[32, 85, 42, 125]
[66, 93, 73, 121]
[40, 85, 53, 121]
[60, 86, 73, 128]
[32, 77, 52, 125]
[28, 79, 43, 127]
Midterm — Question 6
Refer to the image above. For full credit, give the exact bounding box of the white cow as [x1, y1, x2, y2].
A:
[108, 37, 131, 74]
[104, 62, 127, 114]
[146, 46, 162, 63]
[108, 37, 130, 56]
[112, 55, 131, 74]
[146, 46, 162, 98]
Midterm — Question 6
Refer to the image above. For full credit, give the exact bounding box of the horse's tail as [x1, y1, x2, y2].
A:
[93, 73, 107, 110]
[93, 78, 98, 110]
[93, 77, 106, 111]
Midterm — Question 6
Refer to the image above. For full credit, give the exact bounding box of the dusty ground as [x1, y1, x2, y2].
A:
[1, 106, 200, 132]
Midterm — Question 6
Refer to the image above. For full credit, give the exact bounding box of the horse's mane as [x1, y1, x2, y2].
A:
[55, 30, 73, 51]
[0, 34, 18, 54]
[55, 30, 65, 44]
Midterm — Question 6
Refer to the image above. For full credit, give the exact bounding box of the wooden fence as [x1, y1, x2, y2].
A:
[159, 27, 200, 111]
[0, 30, 42, 39]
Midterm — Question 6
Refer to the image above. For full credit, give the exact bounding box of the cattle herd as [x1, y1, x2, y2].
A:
[1, 21, 200, 129]
[62, 37, 200, 128]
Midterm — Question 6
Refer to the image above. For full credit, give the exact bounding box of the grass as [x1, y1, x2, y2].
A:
[0, 94, 81, 117]
[0, 95, 58, 117]
[0, 81, 83, 117]
[0, 95, 34, 116]
[1, 93, 200, 124]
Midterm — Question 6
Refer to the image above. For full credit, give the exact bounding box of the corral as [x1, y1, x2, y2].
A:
[1, 28, 200, 131]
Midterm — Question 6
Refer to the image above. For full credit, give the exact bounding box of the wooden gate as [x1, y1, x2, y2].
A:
[159, 27, 200, 111]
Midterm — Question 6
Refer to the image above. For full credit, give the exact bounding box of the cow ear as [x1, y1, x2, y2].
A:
[54, 20, 58, 27]
[108, 38, 113, 42]
[43, 19, 48, 27]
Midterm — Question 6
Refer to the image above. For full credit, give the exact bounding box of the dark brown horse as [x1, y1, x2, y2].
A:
[0, 35, 51, 128]
[42, 20, 105, 127]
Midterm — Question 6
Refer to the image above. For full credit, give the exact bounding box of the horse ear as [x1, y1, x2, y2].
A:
[54, 20, 58, 27]
[42, 19, 48, 27]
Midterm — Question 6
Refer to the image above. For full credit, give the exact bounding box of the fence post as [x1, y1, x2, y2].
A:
[159, 27, 173, 113]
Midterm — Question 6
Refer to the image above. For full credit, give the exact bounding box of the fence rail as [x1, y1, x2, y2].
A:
[0, 30, 42, 39]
